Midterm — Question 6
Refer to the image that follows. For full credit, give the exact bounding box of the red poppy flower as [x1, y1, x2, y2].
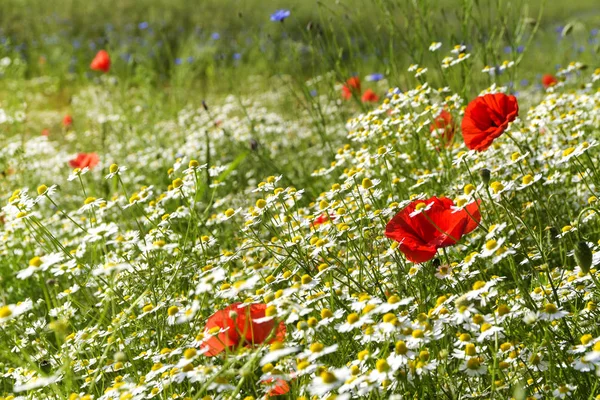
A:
[342, 76, 361, 100]
[202, 303, 286, 357]
[69, 153, 100, 169]
[41, 129, 50, 137]
[385, 197, 481, 263]
[90, 50, 111, 73]
[361, 89, 379, 103]
[63, 115, 73, 128]
[262, 377, 291, 396]
[461, 93, 518, 151]
[313, 212, 336, 227]
[429, 109, 455, 146]
[541, 74, 557, 88]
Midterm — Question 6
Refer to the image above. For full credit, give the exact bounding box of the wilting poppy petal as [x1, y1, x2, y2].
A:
[461, 93, 518, 151]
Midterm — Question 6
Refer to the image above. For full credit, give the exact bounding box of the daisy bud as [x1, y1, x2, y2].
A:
[479, 168, 491, 185]
[574, 241, 592, 274]
[37, 185, 48, 195]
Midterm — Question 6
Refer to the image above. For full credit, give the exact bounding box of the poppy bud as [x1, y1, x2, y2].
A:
[574, 241, 592, 273]
[39, 360, 52, 374]
[546, 227, 559, 245]
[479, 168, 491, 185]
[250, 139, 259, 151]
[202, 100, 209, 111]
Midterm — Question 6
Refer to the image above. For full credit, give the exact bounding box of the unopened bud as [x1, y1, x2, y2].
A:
[574, 241, 592, 273]
[479, 168, 491, 185]
[546, 227, 559, 245]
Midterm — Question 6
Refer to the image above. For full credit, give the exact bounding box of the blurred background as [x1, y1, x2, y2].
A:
[0, 0, 598, 95]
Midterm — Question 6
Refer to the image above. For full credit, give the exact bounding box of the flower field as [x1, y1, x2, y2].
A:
[1, 1, 600, 399]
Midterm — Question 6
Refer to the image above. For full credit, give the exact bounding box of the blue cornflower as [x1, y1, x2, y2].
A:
[233, 53, 241, 60]
[211, 32, 220, 40]
[139, 22, 149, 30]
[365, 73, 384, 82]
[174, 58, 183, 65]
[592, 28, 599, 36]
[270, 9, 290, 22]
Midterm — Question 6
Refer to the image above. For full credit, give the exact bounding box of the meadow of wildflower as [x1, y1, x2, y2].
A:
[2, 0, 600, 399]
